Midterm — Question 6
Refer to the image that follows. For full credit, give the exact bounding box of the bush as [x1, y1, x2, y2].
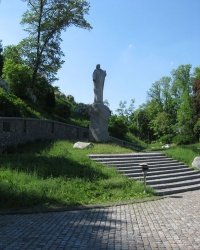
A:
[2, 60, 31, 99]
[45, 91, 55, 108]
[0, 90, 20, 116]
[108, 115, 128, 140]
[0, 89, 39, 117]
[74, 103, 90, 117]
[172, 134, 194, 145]
[54, 101, 72, 118]
[160, 134, 174, 144]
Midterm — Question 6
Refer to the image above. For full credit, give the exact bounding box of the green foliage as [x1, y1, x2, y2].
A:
[3, 45, 23, 64]
[108, 115, 129, 140]
[2, 59, 31, 99]
[20, 0, 92, 85]
[147, 77, 172, 113]
[159, 134, 174, 144]
[192, 67, 200, 121]
[131, 106, 153, 142]
[69, 112, 89, 128]
[74, 103, 90, 117]
[149, 111, 172, 138]
[116, 99, 135, 118]
[0, 40, 3, 77]
[141, 64, 197, 144]
[164, 143, 200, 168]
[54, 100, 72, 118]
[0, 141, 154, 209]
[45, 90, 56, 108]
[0, 88, 40, 117]
[194, 118, 200, 140]
[172, 134, 194, 145]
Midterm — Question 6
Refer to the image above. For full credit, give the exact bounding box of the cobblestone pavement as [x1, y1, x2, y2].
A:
[1, 190, 200, 250]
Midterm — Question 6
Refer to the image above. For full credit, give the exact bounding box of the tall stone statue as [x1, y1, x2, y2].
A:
[92, 64, 106, 103]
[89, 64, 110, 142]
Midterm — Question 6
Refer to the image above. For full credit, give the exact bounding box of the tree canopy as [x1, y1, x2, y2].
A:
[0, 40, 3, 77]
[20, 0, 92, 86]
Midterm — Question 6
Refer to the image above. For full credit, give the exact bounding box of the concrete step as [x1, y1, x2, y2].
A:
[127, 169, 198, 178]
[89, 152, 200, 195]
[96, 159, 179, 166]
[146, 173, 200, 185]
[118, 165, 190, 174]
[155, 183, 200, 195]
[89, 152, 165, 158]
[151, 178, 200, 189]
[116, 161, 186, 168]
[118, 165, 189, 173]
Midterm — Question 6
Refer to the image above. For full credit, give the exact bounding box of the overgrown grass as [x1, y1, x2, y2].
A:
[0, 141, 154, 209]
[163, 143, 200, 168]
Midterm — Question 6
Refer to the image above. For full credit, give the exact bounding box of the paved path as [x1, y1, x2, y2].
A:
[1, 190, 200, 250]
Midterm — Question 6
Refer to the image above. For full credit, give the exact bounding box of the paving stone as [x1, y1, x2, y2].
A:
[1, 190, 200, 249]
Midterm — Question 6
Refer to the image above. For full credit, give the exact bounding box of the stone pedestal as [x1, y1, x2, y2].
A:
[89, 103, 111, 142]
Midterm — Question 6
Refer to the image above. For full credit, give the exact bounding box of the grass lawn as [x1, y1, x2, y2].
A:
[163, 143, 200, 168]
[0, 141, 154, 210]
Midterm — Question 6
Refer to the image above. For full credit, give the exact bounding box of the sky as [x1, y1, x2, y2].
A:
[0, 0, 200, 113]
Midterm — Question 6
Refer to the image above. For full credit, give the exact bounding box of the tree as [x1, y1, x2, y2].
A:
[20, 0, 92, 86]
[108, 115, 129, 140]
[3, 45, 23, 65]
[192, 67, 200, 119]
[2, 59, 32, 99]
[116, 100, 127, 117]
[171, 65, 194, 141]
[171, 64, 192, 108]
[147, 76, 173, 113]
[116, 99, 135, 119]
[0, 40, 3, 77]
[192, 66, 200, 140]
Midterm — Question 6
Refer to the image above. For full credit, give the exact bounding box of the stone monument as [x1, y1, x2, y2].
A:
[89, 64, 111, 142]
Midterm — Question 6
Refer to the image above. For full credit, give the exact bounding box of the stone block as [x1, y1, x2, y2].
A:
[192, 156, 200, 170]
[73, 141, 94, 149]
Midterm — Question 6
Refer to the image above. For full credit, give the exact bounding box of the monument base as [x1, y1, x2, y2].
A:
[89, 103, 111, 142]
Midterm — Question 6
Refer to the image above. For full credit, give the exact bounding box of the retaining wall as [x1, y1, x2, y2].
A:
[0, 117, 89, 151]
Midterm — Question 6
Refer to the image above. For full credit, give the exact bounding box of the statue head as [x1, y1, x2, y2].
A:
[96, 64, 100, 70]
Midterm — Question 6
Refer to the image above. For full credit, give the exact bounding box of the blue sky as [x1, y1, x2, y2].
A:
[0, 0, 200, 113]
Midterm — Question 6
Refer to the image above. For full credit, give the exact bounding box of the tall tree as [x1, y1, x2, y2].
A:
[170, 65, 194, 142]
[147, 77, 175, 139]
[0, 40, 3, 77]
[171, 64, 192, 107]
[192, 67, 200, 140]
[116, 99, 135, 119]
[20, 0, 92, 86]
[192, 67, 200, 119]
[3, 45, 23, 64]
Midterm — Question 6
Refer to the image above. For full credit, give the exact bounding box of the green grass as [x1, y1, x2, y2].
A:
[0, 141, 154, 209]
[163, 143, 200, 168]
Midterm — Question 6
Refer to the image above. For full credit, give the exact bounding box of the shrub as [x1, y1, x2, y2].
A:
[74, 103, 90, 117]
[0, 90, 20, 116]
[160, 134, 174, 144]
[0, 89, 39, 117]
[2, 60, 31, 99]
[45, 91, 55, 108]
[54, 101, 72, 118]
[108, 115, 128, 140]
[172, 134, 194, 145]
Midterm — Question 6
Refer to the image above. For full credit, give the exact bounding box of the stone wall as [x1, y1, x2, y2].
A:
[0, 117, 89, 151]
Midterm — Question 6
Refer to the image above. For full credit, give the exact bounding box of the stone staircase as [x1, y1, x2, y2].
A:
[88, 152, 200, 195]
